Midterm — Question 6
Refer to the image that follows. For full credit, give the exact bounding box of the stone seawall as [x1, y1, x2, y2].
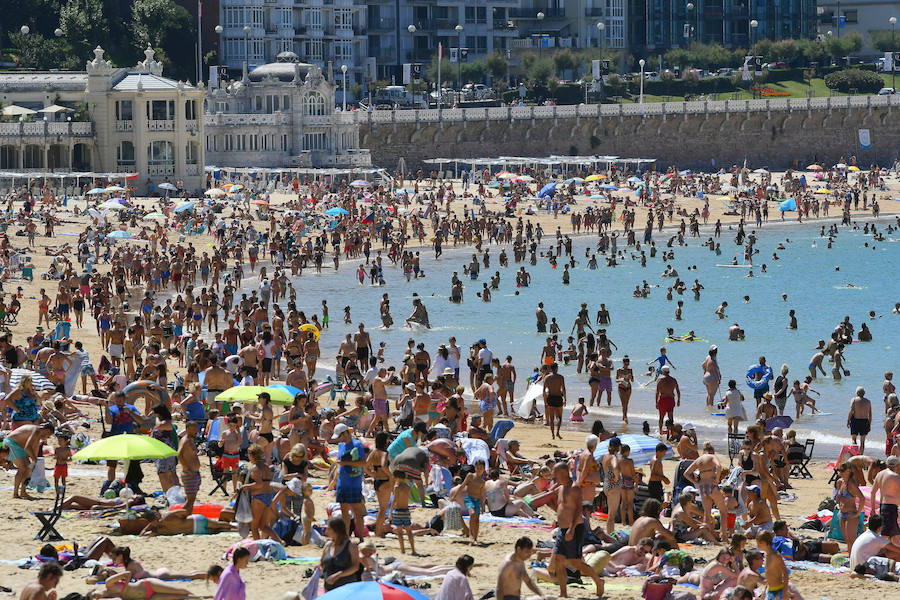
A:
[359, 104, 900, 170]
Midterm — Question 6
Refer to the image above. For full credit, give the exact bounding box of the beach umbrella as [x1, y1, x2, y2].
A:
[593, 434, 673, 466]
[599, 183, 618, 190]
[204, 188, 227, 197]
[778, 198, 796, 211]
[815, 188, 832, 194]
[222, 183, 244, 192]
[538, 182, 558, 198]
[589, 194, 604, 199]
[835, 163, 848, 169]
[143, 212, 167, 221]
[1, 104, 36, 117]
[72, 434, 177, 461]
[216, 385, 294, 405]
[267, 384, 304, 399]
[86, 188, 106, 195]
[316, 581, 430, 600]
[516, 175, 535, 182]
[107, 230, 133, 239]
[157, 182, 178, 191]
[627, 176, 643, 184]
[325, 207, 349, 216]
[679, 169, 692, 175]
[104, 185, 126, 192]
[764, 415, 793, 432]
[585, 174, 605, 182]
[848, 166, 860, 172]
[37, 104, 74, 115]
[778, 198, 796, 212]
[250, 199, 270, 206]
[806, 164, 823, 171]
[752, 168, 769, 174]
[350, 179, 372, 188]
[9, 368, 56, 391]
[173, 201, 196, 213]
[563, 177, 585, 184]
[497, 172, 519, 180]
[99, 200, 128, 211]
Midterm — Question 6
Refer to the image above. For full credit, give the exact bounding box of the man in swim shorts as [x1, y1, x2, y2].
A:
[654, 366, 680, 434]
[543, 362, 567, 440]
[551, 462, 605, 598]
[496, 537, 545, 600]
[848, 386, 873, 454]
[178, 421, 202, 513]
[872, 455, 900, 546]
[757, 531, 789, 600]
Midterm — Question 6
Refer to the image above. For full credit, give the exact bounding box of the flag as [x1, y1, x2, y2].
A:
[300, 567, 320, 600]
[361, 211, 375, 224]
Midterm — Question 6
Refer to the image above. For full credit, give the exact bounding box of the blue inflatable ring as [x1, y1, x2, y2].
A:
[746, 364, 773, 390]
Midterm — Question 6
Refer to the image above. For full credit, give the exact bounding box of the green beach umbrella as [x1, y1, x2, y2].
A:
[72, 434, 177, 461]
[216, 385, 294, 405]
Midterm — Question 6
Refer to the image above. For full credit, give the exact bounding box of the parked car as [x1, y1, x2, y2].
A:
[462, 83, 494, 100]
[878, 87, 896, 95]
[717, 67, 734, 77]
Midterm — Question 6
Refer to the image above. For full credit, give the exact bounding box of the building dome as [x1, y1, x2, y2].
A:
[248, 54, 314, 83]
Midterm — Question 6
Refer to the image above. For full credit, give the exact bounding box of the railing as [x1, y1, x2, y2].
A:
[0, 121, 94, 137]
[369, 19, 395, 31]
[185, 119, 199, 132]
[204, 113, 291, 126]
[344, 93, 900, 125]
[185, 164, 200, 176]
[148, 163, 175, 176]
[509, 8, 565, 18]
[148, 119, 175, 131]
[115, 120, 133, 132]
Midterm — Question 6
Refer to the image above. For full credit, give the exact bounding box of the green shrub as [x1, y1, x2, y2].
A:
[823, 68, 885, 93]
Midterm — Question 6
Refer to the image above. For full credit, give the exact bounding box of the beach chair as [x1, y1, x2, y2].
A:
[788, 438, 815, 479]
[50, 320, 71, 341]
[826, 444, 860, 484]
[33, 485, 66, 541]
[206, 440, 231, 497]
[726, 433, 745, 466]
[5, 303, 19, 325]
[489, 419, 515, 445]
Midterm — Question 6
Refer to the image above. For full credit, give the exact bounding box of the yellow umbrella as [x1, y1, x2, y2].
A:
[216, 385, 294, 405]
[848, 166, 860, 172]
[815, 188, 831, 194]
[585, 174, 606, 182]
[72, 434, 177, 461]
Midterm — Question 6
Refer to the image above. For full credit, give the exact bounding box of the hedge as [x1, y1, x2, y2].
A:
[823, 68, 885, 93]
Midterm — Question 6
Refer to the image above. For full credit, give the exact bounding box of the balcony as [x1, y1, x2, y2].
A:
[185, 164, 201, 176]
[585, 8, 603, 17]
[509, 8, 565, 19]
[148, 119, 175, 131]
[185, 119, 199, 133]
[0, 121, 94, 137]
[409, 48, 433, 60]
[493, 19, 515, 30]
[115, 120, 134, 132]
[148, 163, 175, 176]
[368, 19, 396, 31]
[204, 113, 291, 126]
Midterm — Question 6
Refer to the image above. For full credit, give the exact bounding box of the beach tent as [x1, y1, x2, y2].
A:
[779, 198, 796, 212]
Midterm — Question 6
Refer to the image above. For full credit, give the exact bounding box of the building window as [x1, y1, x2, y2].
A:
[466, 36, 487, 53]
[279, 8, 292, 26]
[184, 100, 197, 120]
[224, 7, 241, 27]
[277, 38, 294, 53]
[24, 145, 42, 169]
[248, 39, 264, 61]
[304, 132, 327, 151]
[117, 141, 135, 167]
[283, 95, 290, 110]
[303, 92, 326, 116]
[843, 10, 858, 24]
[335, 9, 352, 29]
[282, 134, 288, 151]
[249, 8, 263, 28]
[215, 101, 227, 113]
[304, 39, 324, 61]
[186, 142, 198, 165]
[334, 41, 352, 62]
[148, 140, 174, 166]
[0, 146, 15, 169]
[465, 7, 487, 25]
[116, 100, 133, 121]
[305, 8, 322, 29]
[148, 100, 174, 120]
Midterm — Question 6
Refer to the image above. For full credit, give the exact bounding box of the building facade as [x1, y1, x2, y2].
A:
[628, 0, 817, 53]
[0, 46, 205, 193]
[204, 52, 370, 168]
[816, 1, 899, 55]
[218, 0, 370, 93]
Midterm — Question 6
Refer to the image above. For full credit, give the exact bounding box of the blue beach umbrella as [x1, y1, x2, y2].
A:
[778, 198, 796, 212]
[599, 183, 619, 190]
[174, 201, 196, 213]
[627, 176, 643, 184]
[325, 207, 349, 216]
[564, 177, 585, 184]
[267, 384, 304, 398]
[593, 434, 673, 466]
[538, 182, 558, 198]
[86, 188, 106, 195]
[317, 581, 430, 600]
[107, 230, 133, 239]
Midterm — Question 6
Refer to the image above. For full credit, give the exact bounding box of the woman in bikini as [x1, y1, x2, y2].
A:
[619, 444, 637, 525]
[99, 546, 208, 583]
[616, 356, 634, 423]
[600, 436, 623, 533]
[753, 437, 782, 521]
[365, 432, 393, 537]
[835, 462, 865, 549]
[244, 444, 281, 543]
[90, 571, 193, 599]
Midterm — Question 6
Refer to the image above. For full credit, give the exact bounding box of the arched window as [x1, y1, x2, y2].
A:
[303, 92, 326, 116]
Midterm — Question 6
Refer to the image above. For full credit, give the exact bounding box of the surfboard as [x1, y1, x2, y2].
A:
[716, 264, 754, 268]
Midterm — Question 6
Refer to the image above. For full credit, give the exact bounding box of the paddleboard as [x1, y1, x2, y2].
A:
[516, 383, 545, 418]
[716, 264, 753, 268]
[809, 412, 833, 416]
[711, 412, 726, 416]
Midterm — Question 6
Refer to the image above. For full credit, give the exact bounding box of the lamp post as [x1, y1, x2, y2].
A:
[243, 24, 251, 65]
[686, 2, 694, 45]
[20, 25, 29, 35]
[455, 24, 463, 90]
[891, 17, 897, 91]
[214, 24, 223, 66]
[341, 64, 348, 111]
[537, 11, 545, 59]
[408, 23, 416, 64]
[638, 58, 645, 107]
[750, 20, 758, 97]
[596, 22, 605, 103]
[54, 28, 62, 37]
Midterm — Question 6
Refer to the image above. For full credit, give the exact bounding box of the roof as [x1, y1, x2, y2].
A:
[0, 72, 88, 92]
[113, 72, 195, 91]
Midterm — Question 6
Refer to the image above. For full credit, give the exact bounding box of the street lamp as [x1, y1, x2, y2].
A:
[54, 28, 63, 37]
[891, 17, 897, 90]
[341, 64, 348, 111]
[596, 22, 605, 103]
[20, 25, 29, 35]
[686, 2, 694, 44]
[750, 20, 759, 97]
[455, 24, 463, 90]
[408, 24, 416, 65]
[638, 58, 645, 107]
[243, 24, 251, 65]
[537, 11, 545, 60]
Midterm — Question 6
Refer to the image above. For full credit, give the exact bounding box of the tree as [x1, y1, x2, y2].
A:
[552, 48, 576, 78]
[131, 0, 195, 81]
[460, 60, 487, 85]
[770, 39, 800, 66]
[824, 68, 884, 93]
[870, 30, 900, 53]
[485, 51, 508, 87]
[664, 48, 690, 70]
[750, 38, 775, 62]
[8, 31, 80, 70]
[798, 38, 826, 63]
[526, 57, 554, 84]
[60, 0, 108, 59]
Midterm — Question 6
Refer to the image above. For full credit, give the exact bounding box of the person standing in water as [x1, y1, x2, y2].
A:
[701, 345, 721, 407]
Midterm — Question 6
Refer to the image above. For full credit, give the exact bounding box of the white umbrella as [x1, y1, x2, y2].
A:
[204, 188, 227, 197]
[37, 104, 74, 114]
[10, 368, 56, 391]
[1, 105, 36, 117]
[104, 185, 127, 192]
[752, 168, 769, 174]
[158, 182, 178, 191]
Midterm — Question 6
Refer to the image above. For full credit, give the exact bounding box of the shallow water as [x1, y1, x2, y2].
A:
[254, 216, 900, 453]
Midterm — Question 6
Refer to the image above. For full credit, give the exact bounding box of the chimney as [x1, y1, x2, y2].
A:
[242, 60, 249, 83]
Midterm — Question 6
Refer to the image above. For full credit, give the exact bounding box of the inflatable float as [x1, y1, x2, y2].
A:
[746, 364, 773, 390]
[515, 383, 545, 418]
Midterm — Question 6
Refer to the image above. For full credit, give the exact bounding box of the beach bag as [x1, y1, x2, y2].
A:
[641, 576, 674, 600]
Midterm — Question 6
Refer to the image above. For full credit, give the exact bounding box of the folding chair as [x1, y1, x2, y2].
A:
[33, 485, 66, 541]
[206, 441, 231, 497]
[489, 419, 515, 445]
[789, 438, 816, 479]
[826, 444, 859, 484]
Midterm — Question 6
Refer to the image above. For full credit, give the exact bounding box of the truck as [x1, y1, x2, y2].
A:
[372, 85, 427, 109]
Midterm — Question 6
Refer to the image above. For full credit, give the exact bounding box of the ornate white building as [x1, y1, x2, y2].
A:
[0, 46, 206, 193]
[204, 52, 370, 168]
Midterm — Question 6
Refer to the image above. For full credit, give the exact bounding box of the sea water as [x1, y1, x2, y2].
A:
[252, 217, 900, 453]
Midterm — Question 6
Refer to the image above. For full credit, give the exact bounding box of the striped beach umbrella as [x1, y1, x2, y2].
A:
[10, 368, 56, 391]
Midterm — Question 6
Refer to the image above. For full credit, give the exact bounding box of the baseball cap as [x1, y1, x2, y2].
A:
[682, 486, 699, 495]
[257, 391, 271, 400]
[330, 423, 350, 440]
[683, 423, 695, 430]
[746, 485, 762, 495]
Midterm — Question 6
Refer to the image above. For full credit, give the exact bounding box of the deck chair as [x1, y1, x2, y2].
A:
[5, 303, 19, 325]
[50, 320, 71, 341]
[33, 485, 66, 541]
[727, 433, 745, 466]
[489, 419, 515, 445]
[789, 438, 816, 479]
[206, 440, 231, 497]
[826, 444, 860, 484]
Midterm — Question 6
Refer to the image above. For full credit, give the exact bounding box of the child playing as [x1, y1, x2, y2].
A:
[343, 306, 352, 325]
[619, 444, 636, 525]
[569, 397, 588, 422]
[218, 416, 242, 493]
[391, 470, 415, 554]
[757, 530, 789, 600]
[300, 482, 316, 545]
[648, 443, 671, 504]
[53, 431, 72, 490]
[461, 460, 486, 545]
[800, 376, 821, 413]
[647, 347, 675, 381]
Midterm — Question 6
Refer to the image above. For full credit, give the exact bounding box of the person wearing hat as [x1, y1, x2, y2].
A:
[743, 485, 773, 538]
[756, 391, 777, 422]
[331, 423, 367, 539]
